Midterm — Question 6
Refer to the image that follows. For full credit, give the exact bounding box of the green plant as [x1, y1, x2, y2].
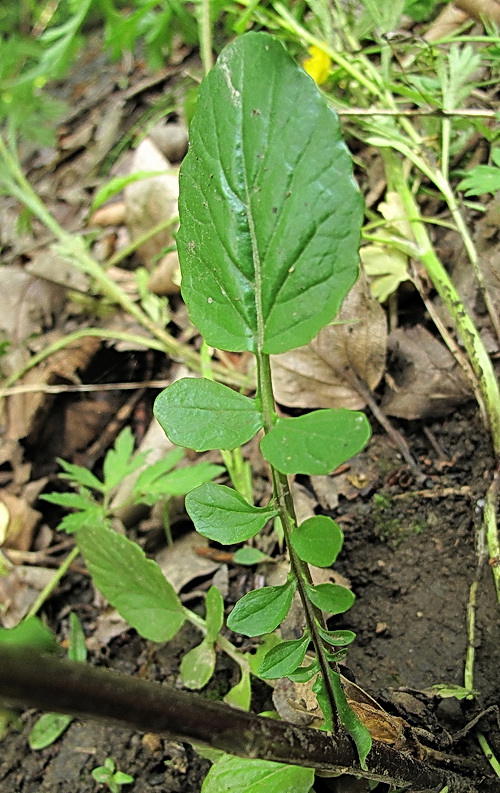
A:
[153, 31, 373, 775]
[91, 757, 134, 793]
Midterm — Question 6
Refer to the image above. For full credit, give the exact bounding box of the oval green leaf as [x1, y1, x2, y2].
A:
[227, 580, 296, 637]
[178, 32, 363, 355]
[29, 713, 73, 750]
[76, 524, 185, 642]
[201, 754, 314, 793]
[154, 378, 263, 451]
[261, 408, 371, 475]
[290, 515, 343, 567]
[180, 639, 216, 690]
[305, 582, 355, 614]
[233, 547, 273, 566]
[186, 483, 277, 543]
[258, 635, 310, 679]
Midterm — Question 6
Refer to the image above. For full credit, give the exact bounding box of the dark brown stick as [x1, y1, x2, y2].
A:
[0, 646, 483, 791]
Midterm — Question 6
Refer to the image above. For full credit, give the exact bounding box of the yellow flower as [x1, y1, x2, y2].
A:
[303, 45, 331, 85]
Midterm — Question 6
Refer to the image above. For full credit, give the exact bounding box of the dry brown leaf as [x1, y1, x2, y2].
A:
[383, 325, 472, 419]
[0, 266, 66, 357]
[271, 274, 387, 409]
[3, 335, 100, 447]
[0, 565, 55, 627]
[148, 250, 181, 295]
[0, 491, 41, 552]
[90, 202, 126, 227]
[124, 138, 179, 268]
[156, 532, 220, 593]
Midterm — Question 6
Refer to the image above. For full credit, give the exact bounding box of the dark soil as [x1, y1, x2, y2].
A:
[2, 404, 500, 792]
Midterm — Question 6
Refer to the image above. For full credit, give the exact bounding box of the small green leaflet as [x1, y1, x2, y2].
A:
[154, 378, 263, 451]
[180, 639, 216, 690]
[258, 635, 310, 679]
[102, 427, 148, 492]
[316, 626, 356, 647]
[205, 585, 224, 641]
[233, 547, 273, 565]
[186, 483, 277, 543]
[177, 32, 363, 355]
[56, 460, 105, 493]
[137, 462, 224, 503]
[290, 516, 343, 567]
[224, 669, 251, 710]
[305, 582, 355, 614]
[201, 754, 314, 793]
[457, 149, 500, 196]
[260, 409, 371, 475]
[76, 524, 185, 642]
[29, 714, 73, 750]
[287, 662, 319, 683]
[227, 580, 296, 637]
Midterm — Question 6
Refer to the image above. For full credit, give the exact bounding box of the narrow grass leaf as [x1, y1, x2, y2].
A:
[290, 516, 343, 567]
[258, 635, 310, 679]
[227, 581, 296, 636]
[305, 582, 355, 614]
[154, 379, 263, 451]
[178, 32, 363, 355]
[261, 409, 371, 475]
[201, 754, 314, 793]
[186, 483, 277, 543]
[76, 524, 185, 642]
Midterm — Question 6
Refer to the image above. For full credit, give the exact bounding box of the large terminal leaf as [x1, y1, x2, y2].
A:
[178, 32, 363, 355]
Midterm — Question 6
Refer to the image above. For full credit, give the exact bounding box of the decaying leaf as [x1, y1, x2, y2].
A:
[0, 491, 41, 552]
[271, 274, 387, 410]
[360, 244, 410, 303]
[383, 325, 472, 419]
[124, 138, 179, 268]
[156, 532, 220, 593]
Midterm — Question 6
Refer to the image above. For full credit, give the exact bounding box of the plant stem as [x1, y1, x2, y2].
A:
[25, 546, 80, 619]
[256, 351, 340, 729]
[199, 0, 213, 75]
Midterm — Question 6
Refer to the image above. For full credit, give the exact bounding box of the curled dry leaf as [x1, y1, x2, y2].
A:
[148, 251, 181, 296]
[271, 274, 387, 410]
[124, 138, 179, 269]
[0, 491, 41, 552]
[383, 325, 472, 419]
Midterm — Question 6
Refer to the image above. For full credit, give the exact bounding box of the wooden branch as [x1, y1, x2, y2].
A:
[0, 646, 484, 791]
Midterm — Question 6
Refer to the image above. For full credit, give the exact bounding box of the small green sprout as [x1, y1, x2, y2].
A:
[91, 757, 134, 793]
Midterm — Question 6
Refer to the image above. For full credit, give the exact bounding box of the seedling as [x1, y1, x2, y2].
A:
[153, 31, 372, 770]
[91, 757, 134, 793]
